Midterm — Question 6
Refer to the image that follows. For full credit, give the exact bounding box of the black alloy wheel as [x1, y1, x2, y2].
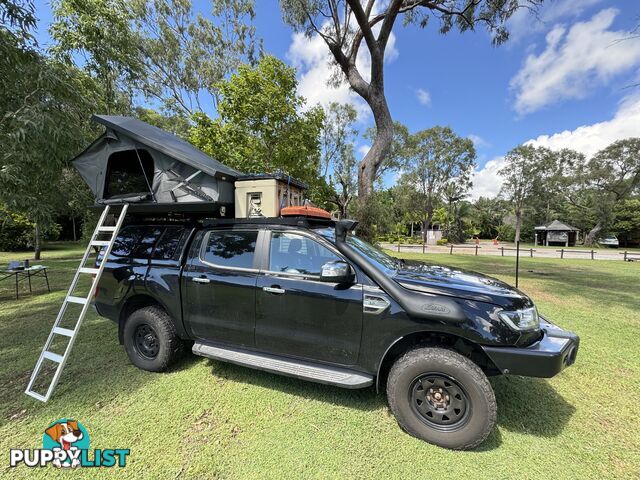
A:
[134, 323, 160, 359]
[410, 373, 470, 430]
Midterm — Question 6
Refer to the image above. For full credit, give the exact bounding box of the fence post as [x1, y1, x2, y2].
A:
[500, 246, 504, 257]
[397, 239, 400, 252]
[422, 241, 426, 254]
[591, 250, 594, 260]
[450, 244, 453, 255]
[530, 248, 534, 258]
[560, 249, 564, 259]
[624, 251, 628, 262]
[475, 245, 479, 256]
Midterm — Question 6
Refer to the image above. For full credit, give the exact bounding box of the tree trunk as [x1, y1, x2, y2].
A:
[514, 210, 522, 244]
[34, 222, 41, 260]
[357, 91, 394, 199]
[339, 201, 348, 219]
[72, 216, 77, 242]
[420, 212, 433, 242]
[584, 222, 602, 247]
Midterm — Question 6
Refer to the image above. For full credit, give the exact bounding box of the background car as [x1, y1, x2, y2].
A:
[599, 235, 619, 248]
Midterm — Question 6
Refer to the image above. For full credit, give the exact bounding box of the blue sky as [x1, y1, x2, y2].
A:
[32, 0, 640, 198]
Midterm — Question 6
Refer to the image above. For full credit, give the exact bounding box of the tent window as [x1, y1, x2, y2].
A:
[104, 149, 154, 199]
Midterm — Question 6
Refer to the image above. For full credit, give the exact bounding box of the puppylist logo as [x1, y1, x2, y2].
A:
[9, 418, 130, 468]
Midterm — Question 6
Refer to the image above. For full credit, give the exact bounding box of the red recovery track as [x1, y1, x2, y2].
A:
[281, 205, 332, 220]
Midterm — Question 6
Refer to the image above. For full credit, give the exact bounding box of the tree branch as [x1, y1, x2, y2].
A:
[346, 0, 380, 59]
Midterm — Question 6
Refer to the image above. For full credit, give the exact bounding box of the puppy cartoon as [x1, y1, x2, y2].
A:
[44, 420, 83, 468]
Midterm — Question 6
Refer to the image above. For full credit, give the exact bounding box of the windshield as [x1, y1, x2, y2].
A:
[314, 228, 398, 274]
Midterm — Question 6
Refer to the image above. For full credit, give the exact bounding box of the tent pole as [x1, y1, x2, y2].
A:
[134, 145, 156, 202]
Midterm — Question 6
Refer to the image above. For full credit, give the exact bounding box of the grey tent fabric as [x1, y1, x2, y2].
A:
[72, 115, 241, 206]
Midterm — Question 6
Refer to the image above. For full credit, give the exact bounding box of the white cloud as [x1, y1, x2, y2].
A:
[510, 8, 640, 115]
[467, 134, 490, 149]
[287, 31, 368, 119]
[469, 156, 506, 201]
[470, 92, 640, 199]
[357, 144, 371, 158]
[416, 88, 431, 106]
[287, 21, 398, 121]
[527, 92, 640, 156]
[507, 0, 604, 42]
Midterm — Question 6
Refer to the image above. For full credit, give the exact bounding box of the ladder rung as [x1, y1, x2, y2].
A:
[98, 226, 117, 232]
[25, 390, 47, 402]
[43, 351, 63, 363]
[53, 327, 74, 337]
[78, 267, 99, 275]
[91, 240, 110, 247]
[67, 296, 88, 305]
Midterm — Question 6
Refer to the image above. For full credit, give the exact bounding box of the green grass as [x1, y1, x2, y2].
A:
[1, 243, 639, 479]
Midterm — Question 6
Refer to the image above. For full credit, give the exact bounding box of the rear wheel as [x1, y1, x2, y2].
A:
[386, 347, 496, 450]
[123, 306, 184, 372]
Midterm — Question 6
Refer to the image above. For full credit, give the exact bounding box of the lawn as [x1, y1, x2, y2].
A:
[0, 243, 639, 479]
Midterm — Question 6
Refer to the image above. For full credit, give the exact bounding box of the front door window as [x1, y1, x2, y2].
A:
[268, 232, 340, 276]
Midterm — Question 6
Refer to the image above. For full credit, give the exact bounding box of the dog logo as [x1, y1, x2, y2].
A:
[43, 419, 89, 468]
[10, 418, 129, 468]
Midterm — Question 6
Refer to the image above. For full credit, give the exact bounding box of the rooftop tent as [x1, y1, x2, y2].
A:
[72, 115, 241, 211]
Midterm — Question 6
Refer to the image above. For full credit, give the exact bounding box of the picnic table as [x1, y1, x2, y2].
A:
[0, 265, 51, 300]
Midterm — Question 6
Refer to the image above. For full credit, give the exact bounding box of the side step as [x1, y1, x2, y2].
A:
[192, 342, 373, 389]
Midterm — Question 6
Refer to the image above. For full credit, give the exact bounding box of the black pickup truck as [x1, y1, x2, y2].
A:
[95, 216, 579, 450]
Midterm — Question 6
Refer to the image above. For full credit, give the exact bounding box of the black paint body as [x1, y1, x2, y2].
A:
[94, 220, 579, 383]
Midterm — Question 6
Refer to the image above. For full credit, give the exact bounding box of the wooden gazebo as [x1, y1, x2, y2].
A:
[534, 220, 579, 247]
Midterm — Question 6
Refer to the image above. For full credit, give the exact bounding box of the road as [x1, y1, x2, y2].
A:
[380, 241, 638, 261]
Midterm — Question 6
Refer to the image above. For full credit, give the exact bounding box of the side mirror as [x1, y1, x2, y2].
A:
[320, 261, 355, 284]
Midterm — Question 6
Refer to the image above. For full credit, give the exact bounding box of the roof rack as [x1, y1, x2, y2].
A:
[202, 216, 336, 229]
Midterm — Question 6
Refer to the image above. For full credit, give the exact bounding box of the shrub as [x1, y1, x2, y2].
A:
[0, 206, 34, 251]
[496, 223, 516, 242]
[436, 238, 449, 246]
[0, 207, 61, 251]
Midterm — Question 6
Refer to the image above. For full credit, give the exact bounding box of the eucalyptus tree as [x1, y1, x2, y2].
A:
[279, 0, 542, 204]
[50, 0, 145, 113]
[565, 138, 640, 246]
[320, 102, 358, 217]
[1, 2, 103, 258]
[189, 55, 325, 194]
[51, 0, 261, 115]
[499, 144, 557, 244]
[130, 0, 261, 115]
[400, 126, 475, 240]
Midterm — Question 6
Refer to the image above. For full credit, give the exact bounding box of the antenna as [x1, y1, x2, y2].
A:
[515, 240, 520, 288]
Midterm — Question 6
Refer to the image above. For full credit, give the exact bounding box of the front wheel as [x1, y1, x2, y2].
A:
[123, 306, 184, 372]
[386, 347, 497, 450]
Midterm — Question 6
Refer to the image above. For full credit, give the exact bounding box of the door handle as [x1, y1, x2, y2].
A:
[263, 286, 285, 294]
[192, 277, 210, 284]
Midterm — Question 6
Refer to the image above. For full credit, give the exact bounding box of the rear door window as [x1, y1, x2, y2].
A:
[202, 230, 258, 270]
[152, 227, 188, 260]
[111, 226, 163, 258]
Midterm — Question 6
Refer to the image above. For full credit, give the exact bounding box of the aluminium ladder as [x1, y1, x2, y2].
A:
[25, 204, 129, 402]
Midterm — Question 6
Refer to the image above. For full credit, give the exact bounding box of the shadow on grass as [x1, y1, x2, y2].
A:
[205, 359, 575, 450]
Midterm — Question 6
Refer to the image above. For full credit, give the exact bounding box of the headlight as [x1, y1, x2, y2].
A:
[498, 307, 539, 331]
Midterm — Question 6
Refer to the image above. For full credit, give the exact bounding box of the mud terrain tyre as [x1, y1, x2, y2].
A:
[123, 306, 184, 372]
[387, 347, 497, 450]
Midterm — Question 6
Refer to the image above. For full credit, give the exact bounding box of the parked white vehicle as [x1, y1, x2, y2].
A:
[599, 235, 619, 248]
